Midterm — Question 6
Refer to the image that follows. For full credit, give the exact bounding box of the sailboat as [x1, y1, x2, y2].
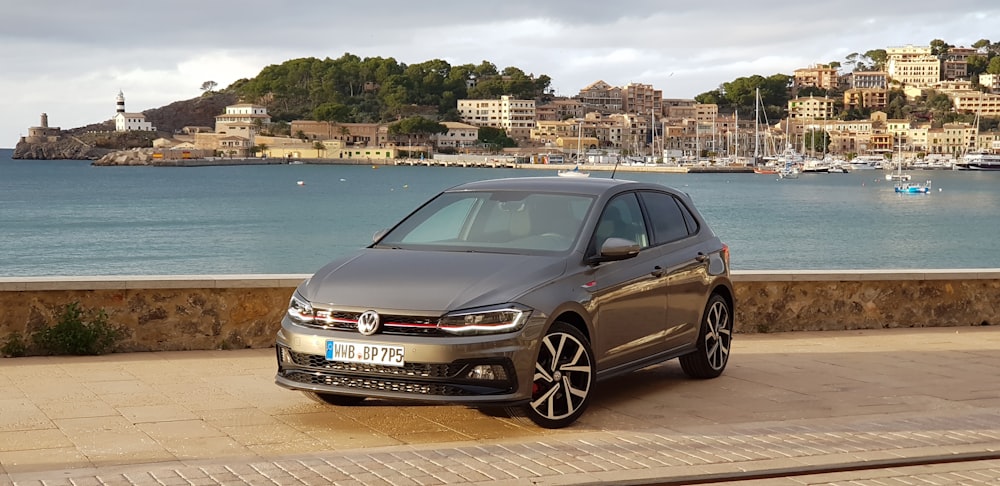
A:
[892, 138, 930, 194]
[559, 122, 590, 177]
[751, 88, 780, 174]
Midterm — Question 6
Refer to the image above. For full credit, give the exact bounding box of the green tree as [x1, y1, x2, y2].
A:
[930, 39, 953, 57]
[313, 141, 325, 158]
[388, 116, 448, 138]
[988, 56, 1000, 75]
[478, 126, 517, 150]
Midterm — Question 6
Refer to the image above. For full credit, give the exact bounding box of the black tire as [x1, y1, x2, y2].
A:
[523, 321, 595, 429]
[304, 391, 366, 406]
[679, 294, 732, 379]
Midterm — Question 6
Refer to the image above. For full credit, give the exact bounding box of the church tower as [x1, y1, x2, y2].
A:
[116, 91, 126, 114]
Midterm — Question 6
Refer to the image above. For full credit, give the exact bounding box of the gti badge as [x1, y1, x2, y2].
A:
[357, 310, 382, 336]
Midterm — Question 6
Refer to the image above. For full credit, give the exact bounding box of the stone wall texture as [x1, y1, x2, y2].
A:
[1, 271, 997, 355]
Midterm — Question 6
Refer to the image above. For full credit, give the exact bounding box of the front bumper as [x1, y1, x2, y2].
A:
[275, 315, 539, 405]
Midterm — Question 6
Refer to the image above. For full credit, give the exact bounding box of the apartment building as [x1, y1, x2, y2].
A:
[951, 91, 1000, 117]
[457, 95, 536, 141]
[214, 103, 270, 134]
[849, 71, 889, 89]
[844, 88, 888, 111]
[621, 82, 663, 116]
[662, 99, 697, 120]
[793, 64, 839, 91]
[788, 96, 835, 120]
[535, 98, 584, 121]
[942, 47, 975, 80]
[434, 122, 479, 149]
[979, 73, 1000, 93]
[289, 121, 388, 147]
[886, 45, 941, 88]
[577, 80, 623, 111]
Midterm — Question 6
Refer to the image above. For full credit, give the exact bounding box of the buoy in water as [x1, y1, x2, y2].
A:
[296, 181, 305, 186]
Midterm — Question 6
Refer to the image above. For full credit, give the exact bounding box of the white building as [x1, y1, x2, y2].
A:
[113, 91, 155, 132]
[457, 95, 536, 141]
[434, 122, 479, 148]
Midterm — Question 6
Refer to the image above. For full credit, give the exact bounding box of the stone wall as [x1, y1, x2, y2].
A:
[1, 271, 997, 354]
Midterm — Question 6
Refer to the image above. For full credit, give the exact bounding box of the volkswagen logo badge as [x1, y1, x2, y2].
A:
[356, 310, 381, 336]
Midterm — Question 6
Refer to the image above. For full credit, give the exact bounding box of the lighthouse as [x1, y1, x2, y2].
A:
[113, 90, 155, 132]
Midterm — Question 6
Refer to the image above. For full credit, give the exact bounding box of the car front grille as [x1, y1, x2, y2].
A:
[286, 349, 460, 378]
[277, 346, 515, 398]
[283, 371, 468, 396]
[300, 310, 447, 336]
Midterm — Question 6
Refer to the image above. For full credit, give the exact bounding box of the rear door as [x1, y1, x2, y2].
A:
[637, 190, 710, 352]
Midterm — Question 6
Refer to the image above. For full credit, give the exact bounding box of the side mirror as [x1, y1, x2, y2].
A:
[588, 237, 640, 264]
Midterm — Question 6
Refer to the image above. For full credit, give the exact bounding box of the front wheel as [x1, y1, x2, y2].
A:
[679, 294, 732, 379]
[524, 322, 595, 429]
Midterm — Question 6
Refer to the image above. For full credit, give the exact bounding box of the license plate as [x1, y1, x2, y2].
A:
[325, 340, 405, 367]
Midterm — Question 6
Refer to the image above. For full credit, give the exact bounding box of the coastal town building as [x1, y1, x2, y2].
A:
[979, 73, 1000, 93]
[577, 81, 623, 112]
[886, 45, 942, 88]
[114, 91, 155, 132]
[849, 71, 889, 89]
[844, 88, 888, 111]
[662, 99, 697, 121]
[788, 96, 835, 120]
[433, 122, 479, 149]
[289, 121, 388, 147]
[535, 98, 584, 121]
[214, 103, 270, 135]
[457, 96, 536, 141]
[950, 91, 1000, 117]
[942, 47, 975, 80]
[621, 83, 663, 116]
[793, 64, 839, 91]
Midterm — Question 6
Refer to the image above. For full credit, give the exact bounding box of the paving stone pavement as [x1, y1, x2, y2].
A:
[2, 327, 999, 485]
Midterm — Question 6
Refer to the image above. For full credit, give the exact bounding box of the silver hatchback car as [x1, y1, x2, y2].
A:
[275, 176, 733, 428]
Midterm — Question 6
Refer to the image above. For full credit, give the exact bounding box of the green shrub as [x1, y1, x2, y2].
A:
[31, 302, 127, 355]
[1, 332, 28, 357]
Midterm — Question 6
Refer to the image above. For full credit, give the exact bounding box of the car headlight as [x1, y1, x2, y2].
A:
[287, 292, 316, 324]
[438, 305, 531, 335]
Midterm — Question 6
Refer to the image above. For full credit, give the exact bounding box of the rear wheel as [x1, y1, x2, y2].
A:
[304, 391, 366, 406]
[524, 322, 595, 429]
[679, 294, 732, 379]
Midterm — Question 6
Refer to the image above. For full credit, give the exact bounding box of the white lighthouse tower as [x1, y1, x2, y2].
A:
[116, 90, 126, 114]
[113, 90, 155, 132]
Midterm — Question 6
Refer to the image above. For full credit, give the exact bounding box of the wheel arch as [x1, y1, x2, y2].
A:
[550, 309, 591, 344]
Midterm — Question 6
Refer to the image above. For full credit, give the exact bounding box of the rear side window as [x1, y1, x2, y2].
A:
[639, 191, 697, 244]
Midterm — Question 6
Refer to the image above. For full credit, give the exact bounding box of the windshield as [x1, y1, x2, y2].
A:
[376, 191, 595, 253]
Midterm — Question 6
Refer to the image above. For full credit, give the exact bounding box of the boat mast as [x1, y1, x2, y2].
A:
[753, 88, 760, 164]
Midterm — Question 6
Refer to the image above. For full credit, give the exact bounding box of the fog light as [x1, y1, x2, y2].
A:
[467, 365, 508, 381]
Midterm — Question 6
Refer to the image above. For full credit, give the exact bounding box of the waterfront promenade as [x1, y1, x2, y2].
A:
[2, 326, 999, 485]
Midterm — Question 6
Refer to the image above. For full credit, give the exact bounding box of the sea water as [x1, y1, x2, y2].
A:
[2, 148, 999, 276]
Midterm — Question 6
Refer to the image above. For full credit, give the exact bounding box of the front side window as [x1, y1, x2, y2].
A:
[592, 193, 649, 252]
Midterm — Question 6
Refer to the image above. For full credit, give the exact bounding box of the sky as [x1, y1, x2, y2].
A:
[3, 0, 999, 148]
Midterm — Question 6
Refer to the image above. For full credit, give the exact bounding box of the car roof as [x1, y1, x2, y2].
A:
[445, 176, 676, 197]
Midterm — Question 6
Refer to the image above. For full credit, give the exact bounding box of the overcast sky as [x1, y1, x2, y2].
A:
[3, 0, 998, 148]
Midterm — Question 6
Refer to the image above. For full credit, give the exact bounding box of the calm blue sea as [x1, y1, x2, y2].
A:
[2, 148, 999, 276]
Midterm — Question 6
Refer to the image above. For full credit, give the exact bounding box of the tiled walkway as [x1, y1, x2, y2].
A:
[2, 327, 999, 485]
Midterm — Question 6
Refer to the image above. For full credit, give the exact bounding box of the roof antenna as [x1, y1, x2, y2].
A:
[610, 156, 621, 179]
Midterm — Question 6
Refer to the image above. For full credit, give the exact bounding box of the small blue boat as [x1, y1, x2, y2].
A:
[894, 180, 932, 194]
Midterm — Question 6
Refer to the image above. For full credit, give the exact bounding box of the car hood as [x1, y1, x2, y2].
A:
[298, 249, 569, 312]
